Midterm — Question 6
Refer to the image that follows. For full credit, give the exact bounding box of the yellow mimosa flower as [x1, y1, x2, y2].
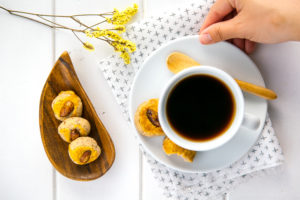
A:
[83, 42, 95, 51]
[114, 25, 126, 33]
[106, 4, 138, 25]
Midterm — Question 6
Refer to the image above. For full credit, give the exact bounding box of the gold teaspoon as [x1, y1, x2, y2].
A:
[166, 52, 277, 100]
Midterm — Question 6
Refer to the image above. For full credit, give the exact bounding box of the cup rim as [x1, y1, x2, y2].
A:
[158, 66, 244, 151]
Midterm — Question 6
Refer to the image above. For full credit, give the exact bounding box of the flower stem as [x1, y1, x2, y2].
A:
[0, 5, 110, 32]
[0, 4, 138, 64]
[0, 6, 112, 17]
[72, 31, 84, 44]
[84, 20, 106, 31]
[70, 16, 92, 30]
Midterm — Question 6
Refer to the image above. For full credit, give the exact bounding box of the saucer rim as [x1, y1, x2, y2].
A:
[129, 35, 267, 173]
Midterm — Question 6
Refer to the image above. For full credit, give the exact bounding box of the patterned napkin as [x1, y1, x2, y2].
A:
[97, 0, 284, 199]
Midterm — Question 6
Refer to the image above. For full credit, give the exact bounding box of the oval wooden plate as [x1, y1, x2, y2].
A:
[39, 51, 115, 181]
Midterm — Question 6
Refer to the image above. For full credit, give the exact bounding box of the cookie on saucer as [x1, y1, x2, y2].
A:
[134, 98, 164, 137]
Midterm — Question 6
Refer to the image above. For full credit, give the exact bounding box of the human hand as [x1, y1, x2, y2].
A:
[199, 0, 300, 53]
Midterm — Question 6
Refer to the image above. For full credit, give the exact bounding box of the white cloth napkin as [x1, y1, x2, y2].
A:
[97, 0, 284, 199]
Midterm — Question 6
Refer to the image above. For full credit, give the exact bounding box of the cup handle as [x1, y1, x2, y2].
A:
[242, 113, 260, 130]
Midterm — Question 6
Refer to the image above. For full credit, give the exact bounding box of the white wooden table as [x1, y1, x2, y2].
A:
[1, 0, 300, 199]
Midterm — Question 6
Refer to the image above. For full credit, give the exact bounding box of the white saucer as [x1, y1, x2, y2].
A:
[129, 35, 267, 173]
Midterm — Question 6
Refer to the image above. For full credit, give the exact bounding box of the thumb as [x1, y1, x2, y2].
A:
[199, 19, 243, 44]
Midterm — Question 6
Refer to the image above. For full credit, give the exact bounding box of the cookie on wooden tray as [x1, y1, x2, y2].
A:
[58, 117, 91, 143]
[68, 137, 101, 165]
[162, 137, 196, 162]
[52, 90, 83, 121]
[134, 98, 164, 137]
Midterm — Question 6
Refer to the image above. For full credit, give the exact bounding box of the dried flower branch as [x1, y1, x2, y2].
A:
[0, 4, 138, 64]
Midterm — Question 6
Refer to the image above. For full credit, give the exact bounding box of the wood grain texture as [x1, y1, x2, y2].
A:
[235, 79, 277, 100]
[167, 52, 199, 74]
[39, 51, 115, 181]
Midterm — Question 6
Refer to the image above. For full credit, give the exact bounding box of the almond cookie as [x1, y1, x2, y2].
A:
[58, 117, 91, 143]
[162, 137, 196, 162]
[134, 98, 164, 136]
[52, 90, 83, 121]
[68, 137, 101, 165]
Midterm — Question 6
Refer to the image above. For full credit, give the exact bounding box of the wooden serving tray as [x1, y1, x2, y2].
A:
[39, 51, 115, 181]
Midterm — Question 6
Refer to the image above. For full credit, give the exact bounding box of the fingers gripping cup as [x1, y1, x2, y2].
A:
[159, 66, 259, 151]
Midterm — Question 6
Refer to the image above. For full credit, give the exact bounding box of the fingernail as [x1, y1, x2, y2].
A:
[199, 33, 212, 44]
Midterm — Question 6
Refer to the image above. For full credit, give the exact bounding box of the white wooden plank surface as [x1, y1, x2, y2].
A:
[53, 0, 141, 200]
[230, 43, 300, 199]
[1, 0, 300, 199]
[0, 0, 54, 199]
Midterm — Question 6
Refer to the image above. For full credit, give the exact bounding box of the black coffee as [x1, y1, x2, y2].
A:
[166, 74, 235, 142]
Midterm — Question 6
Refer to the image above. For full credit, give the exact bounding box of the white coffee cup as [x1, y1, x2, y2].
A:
[158, 66, 260, 151]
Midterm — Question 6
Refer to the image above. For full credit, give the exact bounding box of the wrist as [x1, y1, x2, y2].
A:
[270, 1, 300, 42]
[290, 18, 300, 41]
[284, 3, 300, 41]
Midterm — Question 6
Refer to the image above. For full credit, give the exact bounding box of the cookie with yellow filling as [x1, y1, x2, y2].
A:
[52, 90, 83, 121]
[58, 117, 91, 143]
[134, 98, 164, 137]
[68, 137, 101, 165]
[162, 137, 196, 162]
